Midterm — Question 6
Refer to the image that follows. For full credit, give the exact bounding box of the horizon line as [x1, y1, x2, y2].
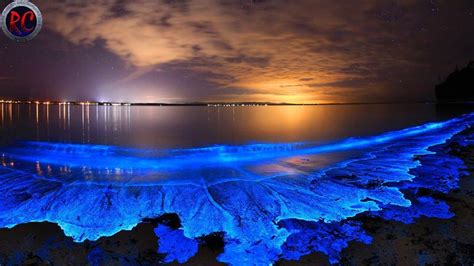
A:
[0, 99, 471, 106]
[0, 99, 439, 105]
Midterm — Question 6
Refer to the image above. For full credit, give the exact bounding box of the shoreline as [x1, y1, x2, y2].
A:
[0, 128, 473, 265]
[1, 100, 474, 107]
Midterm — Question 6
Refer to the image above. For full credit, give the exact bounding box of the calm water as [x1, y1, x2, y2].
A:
[1, 103, 473, 265]
[0, 103, 469, 148]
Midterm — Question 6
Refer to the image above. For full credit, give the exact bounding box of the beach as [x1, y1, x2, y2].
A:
[1, 126, 473, 265]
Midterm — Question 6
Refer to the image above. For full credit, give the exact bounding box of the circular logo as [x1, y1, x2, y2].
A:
[1, 0, 43, 42]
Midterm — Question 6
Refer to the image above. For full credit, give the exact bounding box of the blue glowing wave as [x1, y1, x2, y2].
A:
[0, 113, 472, 265]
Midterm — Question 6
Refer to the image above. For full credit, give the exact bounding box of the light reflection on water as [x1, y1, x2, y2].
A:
[0, 103, 473, 265]
[0, 111, 471, 265]
[0, 102, 452, 184]
[0, 103, 461, 149]
[0, 110, 467, 185]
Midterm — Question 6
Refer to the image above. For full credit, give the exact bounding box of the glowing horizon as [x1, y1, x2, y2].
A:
[1, 1, 473, 103]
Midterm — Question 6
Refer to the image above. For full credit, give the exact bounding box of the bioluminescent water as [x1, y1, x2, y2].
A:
[0, 112, 473, 265]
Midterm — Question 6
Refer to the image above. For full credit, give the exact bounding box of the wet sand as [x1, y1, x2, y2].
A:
[1, 129, 473, 266]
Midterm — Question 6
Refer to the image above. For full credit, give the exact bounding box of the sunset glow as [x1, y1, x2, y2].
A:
[1, 1, 473, 103]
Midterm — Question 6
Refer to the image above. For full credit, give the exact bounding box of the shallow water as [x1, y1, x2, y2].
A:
[0, 103, 473, 265]
[0, 103, 461, 148]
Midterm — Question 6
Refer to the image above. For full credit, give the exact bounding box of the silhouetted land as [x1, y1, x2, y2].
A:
[436, 61, 474, 102]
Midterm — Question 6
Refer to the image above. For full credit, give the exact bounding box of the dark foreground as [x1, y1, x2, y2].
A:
[1, 129, 473, 266]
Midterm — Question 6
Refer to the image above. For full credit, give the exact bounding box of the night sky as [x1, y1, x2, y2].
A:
[0, 0, 473, 104]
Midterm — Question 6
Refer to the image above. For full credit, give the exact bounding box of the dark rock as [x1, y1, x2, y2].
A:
[435, 61, 474, 102]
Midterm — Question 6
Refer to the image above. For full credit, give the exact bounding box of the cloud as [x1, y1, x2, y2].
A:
[309, 78, 380, 89]
[8, 0, 474, 103]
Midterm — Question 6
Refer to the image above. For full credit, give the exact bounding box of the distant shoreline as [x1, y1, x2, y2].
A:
[0, 99, 473, 107]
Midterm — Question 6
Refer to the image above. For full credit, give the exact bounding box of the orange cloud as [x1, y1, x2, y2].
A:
[37, 0, 474, 103]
